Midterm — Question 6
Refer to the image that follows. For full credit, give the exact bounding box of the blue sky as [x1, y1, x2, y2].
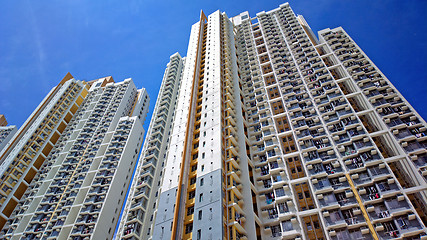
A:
[0, 0, 426, 130]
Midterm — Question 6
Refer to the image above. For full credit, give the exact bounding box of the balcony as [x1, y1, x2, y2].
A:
[344, 213, 365, 226]
[123, 222, 141, 237]
[324, 210, 347, 228]
[81, 204, 101, 213]
[134, 186, 150, 198]
[394, 128, 413, 140]
[376, 215, 423, 239]
[314, 138, 331, 150]
[71, 226, 94, 235]
[318, 193, 339, 209]
[336, 191, 357, 207]
[340, 144, 357, 157]
[345, 156, 365, 170]
[360, 185, 381, 202]
[263, 207, 278, 219]
[367, 203, 390, 221]
[303, 150, 321, 163]
[329, 177, 349, 190]
[313, 178, 333, 193]
[403, 141, 425, 153]
[126, 208, 145, 224]
[336, 108, 353, 118]
[308, 163, 326, 176]
[368, 165, 390, 179]
[385, 118, 403, 129]
[324, 112, 339, 123]
[300, 139, 315, 150]
[333, 133, 351, 144]
[296, 129, 311, 139]
[410, 127, 427, 139]
[352, 169, 379, 186]
[412, 154, 427, 167]
[262, 191, 276, 205]
[130, 198, 147, 210]
[325, 207, 364, 227]
[77, 214, 97, 224]
[384, 196, 411, 216]
[331, 228, 373, 240]
[396, 215, 424, 237]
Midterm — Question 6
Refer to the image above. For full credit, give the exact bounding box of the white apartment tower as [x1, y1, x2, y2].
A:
[153, 9, 254, 240]
[117, 53, 185, 239]
[149, 3, 427, 240]
[0, 75, 149, 240]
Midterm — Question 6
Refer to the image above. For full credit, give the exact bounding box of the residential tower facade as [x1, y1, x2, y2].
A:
[149, 3, 427, 240]
[0, 73, 89, 230]
[117, 53, 185, 239]
[0, 75, 149, 240]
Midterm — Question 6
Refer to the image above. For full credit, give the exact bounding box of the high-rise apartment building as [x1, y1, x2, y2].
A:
[0, 73, 89, 230]
[117, 53, 185, 239]
[0, 74, 149, 239]
[0, 115, 17, 154]
[141, 3, 426, 240]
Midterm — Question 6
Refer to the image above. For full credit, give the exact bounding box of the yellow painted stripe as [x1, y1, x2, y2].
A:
[345, 174, 379, 240]
[128, 92, 141, 116]
[171, 11, 207, 240]
[45, 139, 92, 227]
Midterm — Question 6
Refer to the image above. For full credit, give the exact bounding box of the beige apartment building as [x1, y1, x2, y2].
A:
[0, 75, 149, 240]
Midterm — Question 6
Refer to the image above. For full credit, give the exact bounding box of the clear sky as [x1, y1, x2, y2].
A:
[0, 0, 426, 131]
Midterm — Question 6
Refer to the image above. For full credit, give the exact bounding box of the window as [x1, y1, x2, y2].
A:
[257, 46, 267, 54]
[275, 188, 285, 197]
[198, 210, 203, 220]
[187, 206, 194, 216]
[185, 223, 193, 234]
[306, 222, 312, 231]
[264, 74, 276, 86]
[188, 191, 195, 200]
[259, 54, 269, 62]
[313, 220, 320, 229]
[200, 178, 204, 186]
[278, 202, 288, 213]
[191, 164, 198, 172]
[271, 100, 285, 115]
[282, 220, 293, 231]
[197, 229, 202, 240]
[199, 193, 203, 202]
[262, 64, 273, 75]
[281, 135, 297, 154]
